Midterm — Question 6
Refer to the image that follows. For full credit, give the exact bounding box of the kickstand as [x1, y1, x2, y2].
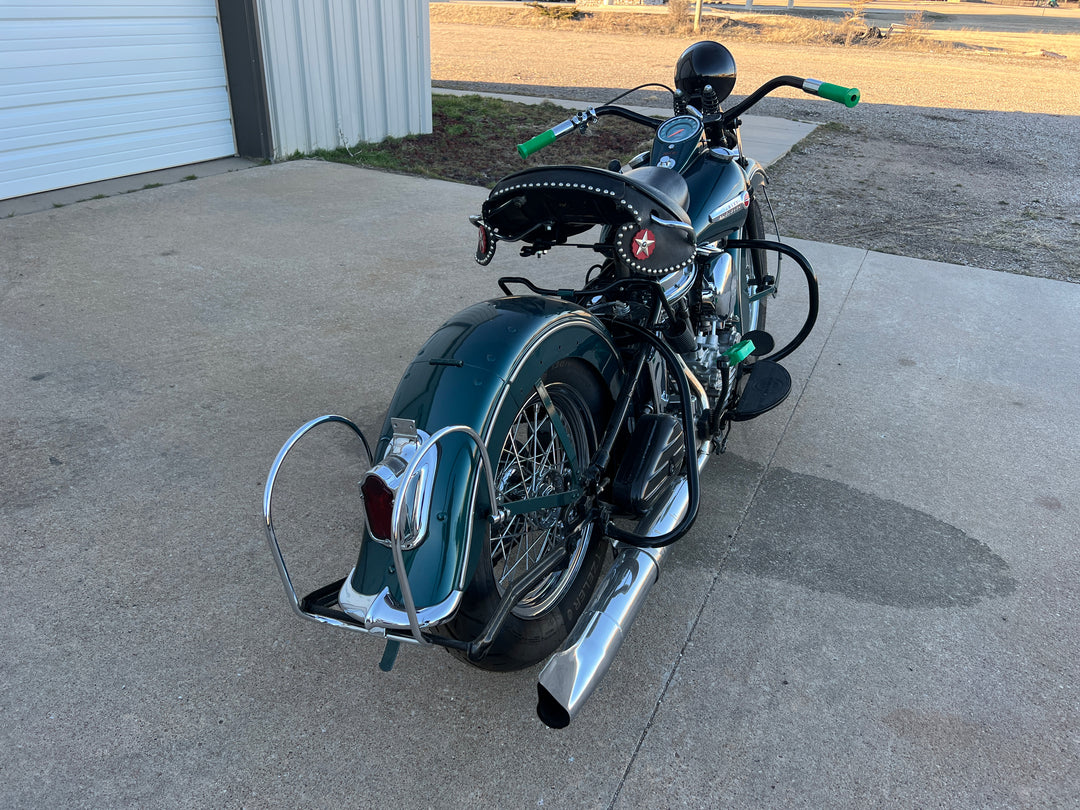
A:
[716, 421, 732, 455]
[378, 640, 401, 672]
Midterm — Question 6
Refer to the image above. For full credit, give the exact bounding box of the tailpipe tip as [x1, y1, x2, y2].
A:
[536, 683, 571, 729]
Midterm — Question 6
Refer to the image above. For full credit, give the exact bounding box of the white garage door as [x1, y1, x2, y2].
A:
[0, 0, 236, 200]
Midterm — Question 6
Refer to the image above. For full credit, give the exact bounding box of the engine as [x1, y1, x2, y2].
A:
[682, 250, 741, 411]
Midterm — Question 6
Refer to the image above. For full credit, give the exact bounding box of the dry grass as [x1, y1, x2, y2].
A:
[430, 2, 967, 53]
[928, 29, 1080, 60]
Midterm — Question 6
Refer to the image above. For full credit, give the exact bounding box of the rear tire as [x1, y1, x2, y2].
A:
[445, 360, 608, 671]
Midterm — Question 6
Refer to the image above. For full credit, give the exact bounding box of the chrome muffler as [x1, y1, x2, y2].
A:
[535, 443, 709, 728]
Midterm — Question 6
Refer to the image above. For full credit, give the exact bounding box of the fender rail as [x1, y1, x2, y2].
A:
[383, 424, 501, 643]
[263, 415, 373, 632]
[263, 416, 505, 645]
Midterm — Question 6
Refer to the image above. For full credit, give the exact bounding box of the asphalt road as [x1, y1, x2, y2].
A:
[709, 0, 1080, 34]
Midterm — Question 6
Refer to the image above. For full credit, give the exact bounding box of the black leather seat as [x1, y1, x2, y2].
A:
[479, 164, 697, 276]
[482, 165, 692, 247]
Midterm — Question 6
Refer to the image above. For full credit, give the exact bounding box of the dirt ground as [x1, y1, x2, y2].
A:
[431, 19, 1080, 282]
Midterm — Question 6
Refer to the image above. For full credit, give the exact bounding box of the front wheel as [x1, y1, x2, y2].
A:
[743, 196, 769, 335]
[444, 360, 608, 671]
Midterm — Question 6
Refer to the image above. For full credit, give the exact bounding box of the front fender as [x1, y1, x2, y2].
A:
[346, 296, 622, 626]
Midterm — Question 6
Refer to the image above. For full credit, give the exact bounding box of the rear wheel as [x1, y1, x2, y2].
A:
[445, 361, 608, 671]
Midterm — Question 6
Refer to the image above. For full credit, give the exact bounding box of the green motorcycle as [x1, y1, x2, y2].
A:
[264, 42, 859, 728]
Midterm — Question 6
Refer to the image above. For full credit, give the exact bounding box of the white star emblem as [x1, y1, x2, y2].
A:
[632, 229, 655, 260]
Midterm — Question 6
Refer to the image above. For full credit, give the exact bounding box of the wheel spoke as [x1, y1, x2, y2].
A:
[505, 430, 529, 499]
[488, 384, 593, 616]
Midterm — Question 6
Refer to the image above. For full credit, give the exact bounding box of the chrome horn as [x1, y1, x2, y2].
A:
[535, 443, 710, 728]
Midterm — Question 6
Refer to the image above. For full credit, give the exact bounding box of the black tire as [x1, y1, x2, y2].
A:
[445, 360, 608, 671]
[744, 196, 769, 334]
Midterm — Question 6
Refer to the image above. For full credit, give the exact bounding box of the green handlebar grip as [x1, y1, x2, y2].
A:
[517, 129, 557, 159]
[817, 82, 860, 108]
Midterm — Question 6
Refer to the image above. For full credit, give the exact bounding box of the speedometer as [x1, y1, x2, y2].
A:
[656, 115, 703, 145]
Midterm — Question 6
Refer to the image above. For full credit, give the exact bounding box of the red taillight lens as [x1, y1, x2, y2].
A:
[361, 474, 395, 541]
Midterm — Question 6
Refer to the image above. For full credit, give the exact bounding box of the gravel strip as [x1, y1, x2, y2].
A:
[759, 96, 1080, 283]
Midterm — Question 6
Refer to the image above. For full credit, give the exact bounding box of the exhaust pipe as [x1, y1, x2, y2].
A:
[535, 445, 708, 728]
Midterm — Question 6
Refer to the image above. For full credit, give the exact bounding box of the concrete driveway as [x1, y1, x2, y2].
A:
[1, 160, 1077, 808]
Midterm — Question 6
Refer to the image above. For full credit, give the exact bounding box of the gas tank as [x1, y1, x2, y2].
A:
[682, 152, 751, 244]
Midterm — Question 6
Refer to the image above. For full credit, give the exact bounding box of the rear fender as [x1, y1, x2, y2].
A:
[343, 296, 621, 633]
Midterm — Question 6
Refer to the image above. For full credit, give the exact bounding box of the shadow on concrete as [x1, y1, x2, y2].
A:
[728, 466, 1018, 608]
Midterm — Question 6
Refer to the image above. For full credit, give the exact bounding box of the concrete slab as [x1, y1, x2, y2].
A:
[0, 157, 258, 219]
[615, 245, 1080, 807]
[1, 162, 1077, 807]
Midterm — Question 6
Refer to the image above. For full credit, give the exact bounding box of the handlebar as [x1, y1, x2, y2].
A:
[720, 75, 859, 123]
[802, 79, 860, 108]
[516, 106, 659, 159]
[517, 129, 560, 159]
[515, 75, 860, 159]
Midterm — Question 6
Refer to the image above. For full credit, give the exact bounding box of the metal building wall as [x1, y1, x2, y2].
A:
[255, 0, 431, 158]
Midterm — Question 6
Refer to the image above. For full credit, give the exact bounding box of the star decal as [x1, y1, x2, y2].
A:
[632, 229, 655, 260]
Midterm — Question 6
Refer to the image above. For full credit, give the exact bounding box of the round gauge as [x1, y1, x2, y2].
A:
[657, 115, 702, 145]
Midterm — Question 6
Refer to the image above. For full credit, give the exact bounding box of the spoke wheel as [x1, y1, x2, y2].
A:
[743, 196, 769, 335]
[444, 360, 608, 671]
[490, 386, 593, 619]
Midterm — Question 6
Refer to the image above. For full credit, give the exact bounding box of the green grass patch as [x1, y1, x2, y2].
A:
[309, 94, 655, 188]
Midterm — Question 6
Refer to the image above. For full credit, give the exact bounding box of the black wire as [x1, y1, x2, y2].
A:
[601, 320, 701, 549]
[759, 184, 783, 288]
[604, 83, 675, 106]
[760, 184, 780, 240]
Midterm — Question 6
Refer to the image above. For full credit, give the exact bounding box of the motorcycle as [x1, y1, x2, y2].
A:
[263, 42, 859, 728]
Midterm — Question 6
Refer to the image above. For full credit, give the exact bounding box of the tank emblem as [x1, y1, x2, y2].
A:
[708, 190, 751, 225]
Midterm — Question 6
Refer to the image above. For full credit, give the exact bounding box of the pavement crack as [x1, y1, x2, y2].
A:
[608, 247, 868, 809]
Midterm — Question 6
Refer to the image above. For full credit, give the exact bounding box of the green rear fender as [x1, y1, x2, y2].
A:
[349, 296, 622, 611]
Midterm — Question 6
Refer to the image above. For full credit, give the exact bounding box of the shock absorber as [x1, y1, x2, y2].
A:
[701, 84, 721, 117]
[673, 89, 688, 116]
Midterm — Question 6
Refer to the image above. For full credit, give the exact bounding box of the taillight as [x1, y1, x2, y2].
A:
[358, 438, 435, 551]
[361, 473, 395, 541]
